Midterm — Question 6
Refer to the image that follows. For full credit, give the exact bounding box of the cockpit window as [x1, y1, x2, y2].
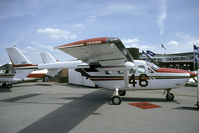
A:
[0, 64, 15, 74]
[138, 65, 146, 73]
[146, 61, 159, 71]
[117, 70, 123, 74]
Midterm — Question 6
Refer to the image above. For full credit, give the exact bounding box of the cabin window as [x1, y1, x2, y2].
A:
[146, 61, 159, 71]
[105, 70, 112, 75]
[138, 65, 146, 73]
[117, 70, 123, 74]
[129, 69, 136, 74]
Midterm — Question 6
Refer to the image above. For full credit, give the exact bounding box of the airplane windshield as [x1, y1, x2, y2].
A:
[146, 61, 159, 71]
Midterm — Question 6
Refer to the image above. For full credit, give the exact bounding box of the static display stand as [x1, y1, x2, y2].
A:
[197, 70, 199, 109]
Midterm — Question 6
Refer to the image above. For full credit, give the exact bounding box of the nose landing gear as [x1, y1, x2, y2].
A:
[166, 89, 174, 101]
[111, 89, 127, 105]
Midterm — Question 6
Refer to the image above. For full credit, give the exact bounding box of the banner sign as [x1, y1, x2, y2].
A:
[162, 55, 193, 63]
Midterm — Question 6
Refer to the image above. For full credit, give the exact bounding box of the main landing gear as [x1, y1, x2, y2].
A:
[111, 89, 126, 105]
[165, 89, 174, 101]
[1, 83, 12, 89]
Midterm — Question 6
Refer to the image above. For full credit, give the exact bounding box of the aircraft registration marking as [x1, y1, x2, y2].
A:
[86, 40, 102, 46]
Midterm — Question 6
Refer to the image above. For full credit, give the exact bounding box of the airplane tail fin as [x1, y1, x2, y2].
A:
[40, 52, 61, 77]
[6, 47, 37, 79]
[6, 47, 32, 65]
[40, 52, 57, 64]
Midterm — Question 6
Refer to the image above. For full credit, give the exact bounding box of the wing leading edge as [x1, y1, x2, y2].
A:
[55, 37, 134, 66]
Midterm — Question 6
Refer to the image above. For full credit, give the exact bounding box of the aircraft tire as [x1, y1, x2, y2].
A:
[6, 84, 12, 89]
[118, 90, 126, 96]
[166, 93, 174, 101]
[2, 83, 7, 88]
[111, 96, 121, 105]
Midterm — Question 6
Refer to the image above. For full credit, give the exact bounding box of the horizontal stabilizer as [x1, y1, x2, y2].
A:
[14, 69, 33, 79]
[47, 69, 62, 77]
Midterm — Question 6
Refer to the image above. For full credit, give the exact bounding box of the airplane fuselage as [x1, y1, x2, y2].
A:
[0, 74, 22, 83]
[77, 60, 191, 91]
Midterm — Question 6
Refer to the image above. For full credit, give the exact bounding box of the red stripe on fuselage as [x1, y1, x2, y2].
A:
[14, 64, 38, 67]
[156, 68, 197, 77]
[27, 73, 45, 78]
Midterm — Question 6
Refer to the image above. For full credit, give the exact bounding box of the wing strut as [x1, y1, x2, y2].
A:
[123, 69, 129, 89]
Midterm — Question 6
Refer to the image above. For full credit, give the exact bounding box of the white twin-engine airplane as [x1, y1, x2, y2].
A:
[52, 37, 197, 105]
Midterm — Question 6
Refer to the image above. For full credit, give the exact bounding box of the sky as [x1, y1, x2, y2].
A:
[0, 0, 199, 64]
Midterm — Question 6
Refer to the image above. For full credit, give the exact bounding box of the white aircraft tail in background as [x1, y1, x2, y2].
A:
[6, 47, 37, 79]
[40, 52, 57, 64]
[38, 52, 85, 76]
[0, 47, 37, 88]
[40, 52, 62, 77]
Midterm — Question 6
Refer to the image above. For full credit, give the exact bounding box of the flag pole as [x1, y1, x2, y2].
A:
[142, 51, 158, 65]
[161, 43, 166, 55]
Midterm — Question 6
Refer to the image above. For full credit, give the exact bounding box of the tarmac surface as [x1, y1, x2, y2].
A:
[0, 82, 198, 133]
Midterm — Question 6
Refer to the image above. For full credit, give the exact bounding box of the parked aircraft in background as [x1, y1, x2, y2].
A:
[1, 47, 67, 89]
[0, 63, 18, 88]
[0, 47, 37, 88]
[0, 47, 47, 89]
[40, 52, 62, 76]
[25, 69, 47, 81]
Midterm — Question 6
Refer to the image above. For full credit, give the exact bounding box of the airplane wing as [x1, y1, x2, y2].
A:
[55, 37, 134, 66]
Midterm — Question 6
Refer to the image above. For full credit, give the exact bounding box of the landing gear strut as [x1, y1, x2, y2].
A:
[196, 102, 199, 109]
[166, 89, 174, 101]
[111, 88, 122, 105]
